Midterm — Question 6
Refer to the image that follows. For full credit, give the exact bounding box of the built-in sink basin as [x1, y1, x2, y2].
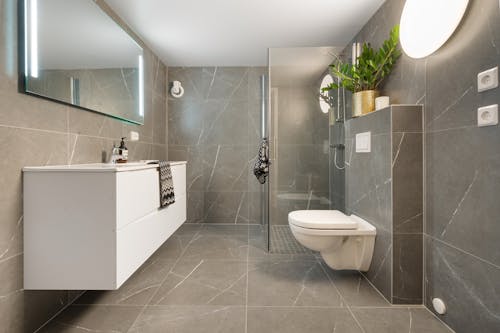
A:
[106, 160, 158, 167]
[24, 161, 186, 172]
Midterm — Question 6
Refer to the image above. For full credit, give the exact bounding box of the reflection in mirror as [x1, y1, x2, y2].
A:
[22, 0, 144, 124]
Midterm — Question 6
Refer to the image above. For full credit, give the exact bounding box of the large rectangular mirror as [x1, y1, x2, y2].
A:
[20, 0, 144, 124]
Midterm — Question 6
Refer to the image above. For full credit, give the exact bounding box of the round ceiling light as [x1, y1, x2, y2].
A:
[400, 0, 469, 59]
[319, 74, 333, 114]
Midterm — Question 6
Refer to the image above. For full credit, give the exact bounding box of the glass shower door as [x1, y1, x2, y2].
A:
[267, 47, 339, 253]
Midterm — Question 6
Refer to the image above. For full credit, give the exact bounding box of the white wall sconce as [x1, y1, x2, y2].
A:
[170, 81, 184, 98]
[400, 0, 469, 59]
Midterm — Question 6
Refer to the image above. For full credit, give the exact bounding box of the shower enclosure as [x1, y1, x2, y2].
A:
[256, 47, 347, 253]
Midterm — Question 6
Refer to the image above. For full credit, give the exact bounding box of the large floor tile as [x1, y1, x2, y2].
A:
[150, 224, 202, 260]
[74, 259, 175, 306]
[38, 305, 142, 333]
[247, 259, 343, 307]
[248, 225, 316, 260]
[180, 231, 248, 261]
[173, 223, 204, 236]
[149, 259, 247, 306]
[247, 307, 362, 333]
[39, 225, 454, 333]
[323, 268, 390, 306]
[128, 306, 245, 333]
[351, 307, 453, 333]
[199, 224, 249, 235]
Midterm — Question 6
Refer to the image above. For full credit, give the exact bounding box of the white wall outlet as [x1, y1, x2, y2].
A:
[356, 132, 371, 153]
[477, 104, 498, 127]
[129, 131, 140, 141]
[477, 67, 498, 92]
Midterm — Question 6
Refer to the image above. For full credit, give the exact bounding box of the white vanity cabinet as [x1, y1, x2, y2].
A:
[23, 162, 187, 290]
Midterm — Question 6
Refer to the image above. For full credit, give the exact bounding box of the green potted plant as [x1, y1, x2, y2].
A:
[322, 25, 401, 117]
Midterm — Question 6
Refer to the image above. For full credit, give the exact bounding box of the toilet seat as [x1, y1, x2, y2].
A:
[288, 210, 357, 230]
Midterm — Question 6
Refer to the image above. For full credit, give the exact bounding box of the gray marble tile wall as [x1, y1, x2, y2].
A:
[168, 67, 267, 224]
[0, 0, 168, 331]
[345, 109, 393, 300]
[348, 0, 500, 331]
[330, 120, 346, 212]
[391, 105, 423, 304]
[345, 105, 423, 304]
[268, 84, 331, 225]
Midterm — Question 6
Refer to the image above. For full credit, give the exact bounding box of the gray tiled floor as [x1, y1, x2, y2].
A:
[39, 224, 454, 333]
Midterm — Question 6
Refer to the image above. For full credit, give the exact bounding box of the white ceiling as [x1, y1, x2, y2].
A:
[270, 47, 343, 86]
[104, 0, 386, 66]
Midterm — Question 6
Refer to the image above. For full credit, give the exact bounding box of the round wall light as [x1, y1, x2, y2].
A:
[319, 74, 333, 114]
[400, 0, 469, 59]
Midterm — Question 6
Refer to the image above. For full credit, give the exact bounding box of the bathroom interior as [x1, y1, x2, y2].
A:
[1, 0, 499, 332]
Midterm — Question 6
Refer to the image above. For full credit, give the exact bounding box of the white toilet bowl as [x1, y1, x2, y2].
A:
[288, 210, 376, 271]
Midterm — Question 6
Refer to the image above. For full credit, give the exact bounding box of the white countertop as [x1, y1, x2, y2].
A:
[23, 161, 187, 172]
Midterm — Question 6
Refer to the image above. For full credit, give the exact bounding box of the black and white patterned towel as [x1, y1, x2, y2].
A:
[253, 138, 270, 184]
[159, 161, 175, 208]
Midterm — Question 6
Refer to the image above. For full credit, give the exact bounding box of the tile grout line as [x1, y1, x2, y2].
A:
[0, 123, 166, 146]
[360, 271, 393, 305]
[245, 224, 250, 333]
[425, 233, 500, 270]
[317, 261, 366, 333]
[33, 291, 86, 333]
[424, 307, 456, 333]
[125, 226, 203, 333]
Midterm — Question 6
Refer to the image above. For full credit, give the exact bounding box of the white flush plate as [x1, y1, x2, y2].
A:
[478, 104, 498, 127]
[356, 132, 371, 153]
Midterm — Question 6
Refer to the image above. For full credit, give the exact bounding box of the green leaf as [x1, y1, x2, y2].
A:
[325, 25, 401, 93]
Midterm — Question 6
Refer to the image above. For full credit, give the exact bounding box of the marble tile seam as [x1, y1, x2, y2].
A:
[425, 234, 500, 270]
[393, 232, 423, 235]
[392, 130, 423, 134]
[317, 259, 366, 332]
[244, 213, 250, 333]
[0, 123, 68, 136]
[0, 123, 167, 146]
[425, 124, 477, 134]
[360, 271, 392, 305]
[33, 290, 87, 333]
[125, 227, 204, 333]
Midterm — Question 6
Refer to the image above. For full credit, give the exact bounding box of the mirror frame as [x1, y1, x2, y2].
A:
[17, 0, 145, 125]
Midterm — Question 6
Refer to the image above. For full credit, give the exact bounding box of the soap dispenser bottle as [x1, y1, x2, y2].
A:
[117, 137, 128, 163]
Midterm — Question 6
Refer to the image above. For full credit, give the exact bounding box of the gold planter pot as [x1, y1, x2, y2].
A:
[352, 90, 379, 117]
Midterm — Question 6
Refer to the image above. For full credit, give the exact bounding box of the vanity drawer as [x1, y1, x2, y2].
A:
[116, 194, 186, 286]
[116, 168, 160, 229]
[171, 164, 186, 197]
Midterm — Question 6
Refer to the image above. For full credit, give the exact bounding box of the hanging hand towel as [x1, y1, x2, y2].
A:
[253, 138, 270, 184]
[159, 161, 175, 208]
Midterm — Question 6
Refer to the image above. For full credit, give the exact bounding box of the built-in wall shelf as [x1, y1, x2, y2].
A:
[353, 104, 424, 119]
[23, 162, 187, 290]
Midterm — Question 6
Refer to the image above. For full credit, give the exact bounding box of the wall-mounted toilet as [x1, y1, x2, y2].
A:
[288, 210, 376, 271]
